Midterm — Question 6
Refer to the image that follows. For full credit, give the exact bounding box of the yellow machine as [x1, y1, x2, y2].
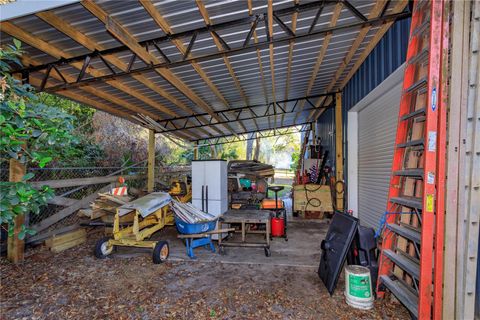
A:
[169, 179, 192, 203]
[94, 192, 174, 264]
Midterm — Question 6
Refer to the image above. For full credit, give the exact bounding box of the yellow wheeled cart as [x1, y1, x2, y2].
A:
[94, 192, 174, 264]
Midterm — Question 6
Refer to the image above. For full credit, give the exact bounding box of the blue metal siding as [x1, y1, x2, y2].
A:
[316, 18, 411, 166]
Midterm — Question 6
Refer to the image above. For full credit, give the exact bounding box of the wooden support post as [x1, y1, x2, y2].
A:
[193, 142, 198, 160]
[7, 158, 26, 263]
[147, 129, 155, 193]
[335, 92, 344, 211]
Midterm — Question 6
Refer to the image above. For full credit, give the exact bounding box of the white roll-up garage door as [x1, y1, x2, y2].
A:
[353, 65, 404, 229]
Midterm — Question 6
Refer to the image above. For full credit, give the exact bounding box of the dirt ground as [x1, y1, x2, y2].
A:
[1, 231, 410, 320]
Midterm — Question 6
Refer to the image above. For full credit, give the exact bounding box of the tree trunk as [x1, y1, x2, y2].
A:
[246, 138, 254, 160]
[253, 135, 260, 161]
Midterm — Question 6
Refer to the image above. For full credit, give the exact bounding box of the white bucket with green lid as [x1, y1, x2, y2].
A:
[344, 265, 374, 310]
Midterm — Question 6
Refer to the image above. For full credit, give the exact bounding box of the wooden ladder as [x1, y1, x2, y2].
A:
[376, 1, 448, 319]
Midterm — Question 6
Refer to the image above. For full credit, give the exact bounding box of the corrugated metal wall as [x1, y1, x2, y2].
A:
[316, 18, 411, 166]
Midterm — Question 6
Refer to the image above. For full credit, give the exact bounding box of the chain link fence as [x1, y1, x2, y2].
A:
[1, 165, 148, 229]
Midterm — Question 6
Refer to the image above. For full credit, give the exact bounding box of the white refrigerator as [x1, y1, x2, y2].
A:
[192, 160, 228, 223]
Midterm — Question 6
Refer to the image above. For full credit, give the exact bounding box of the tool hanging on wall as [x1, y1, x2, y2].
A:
[376, 1, 448, 319]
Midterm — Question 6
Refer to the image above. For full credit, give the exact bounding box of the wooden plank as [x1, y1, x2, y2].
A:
[32, 185, 112, 234]
[293, 185, 333, 212]
[50, 236, 86, 253]
[461, 1, 479, 317]
[147, 129, 155, 192]
[30, 174, 143, 189]
[267, 0, 277, 127]
[281, 1, 299, 127]
[335, 92, 343, 211]
[456, 1, 475, 317]
[443, 1, 468, 319]
[45, 228, 86, 248]
[7, 157, 26, 263]
[27, 224, 80, 245]
[47, 196, 79, 207]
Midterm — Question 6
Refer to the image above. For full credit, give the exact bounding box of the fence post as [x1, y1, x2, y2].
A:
[7, 157, 26, 263]
[147, 129, 155, 192]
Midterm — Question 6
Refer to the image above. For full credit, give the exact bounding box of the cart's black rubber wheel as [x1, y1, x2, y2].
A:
[94, 237, 113, 259]
[264, 248, 271, 257]
[152, 241, 169, 264]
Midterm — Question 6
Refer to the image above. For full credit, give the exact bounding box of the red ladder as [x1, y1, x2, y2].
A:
[376, 1, 448, 319]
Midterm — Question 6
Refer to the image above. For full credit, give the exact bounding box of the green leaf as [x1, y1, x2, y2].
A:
[12, 205, 24, 214]
[25, 229, 36, 236]
[38, 157, 52, 168]
[22, 172, 35, 181]
[32, 129, 42, 137]
[13, 38, 21, 49]
[18, 230, 26, 240]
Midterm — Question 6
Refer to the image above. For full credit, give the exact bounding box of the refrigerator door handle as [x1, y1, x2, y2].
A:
[201, 185, 205, 211]
[205, 185, 209, 213]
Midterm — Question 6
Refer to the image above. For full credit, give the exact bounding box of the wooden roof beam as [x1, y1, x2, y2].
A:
[246, 0, 270, 130]
[307, 0, 407, 122]
[194, 0, 249, 133]
[0, 21, 163, 121]
[136, 0, 238, 136]
[281, 0, 299, 127]
[292, 2, 343, 124]
[82, 0, 236, 136]
[267, 0, 277, 128]
[23, 57, 193, 141]
[35, 10, 210, 139]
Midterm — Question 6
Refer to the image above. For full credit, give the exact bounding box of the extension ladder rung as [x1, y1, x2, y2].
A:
[390, 196, 422, 210]
[397, 139, 424, 149]
[380, 275, 419, 318]
[409, 48, 429, 65]
[393, 169, 424, 179]
[411, 18, 430, 38]
[401, 108, 426, 121]
[406, 77, 428, 93]
[386, 223, 421, 244]
[383, 249, 420, 280]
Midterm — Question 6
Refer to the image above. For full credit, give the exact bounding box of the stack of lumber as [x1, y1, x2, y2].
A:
[45, 228, 86, 253]
[78, 193, 134, 223]
[171, 200, 217, 223]
[228, 160, 275, 178]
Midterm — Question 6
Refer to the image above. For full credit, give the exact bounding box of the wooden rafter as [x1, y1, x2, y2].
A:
[267, 0, 277, 128]
[138, 0, 239, 136]
[246, 0, 271, 130]
[23, 57, 194, 141]
[194, 0, 249, 132]
[0, 21, 163, 121]
[292, 2, 343, 124]
[281, 0, 299, 127]
[307, 0, 408, 121]
[35, 10, 210, 139]
[82, 0, 236, 137]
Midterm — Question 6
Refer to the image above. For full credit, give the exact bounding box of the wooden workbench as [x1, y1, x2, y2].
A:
[218, 209, 272, 257]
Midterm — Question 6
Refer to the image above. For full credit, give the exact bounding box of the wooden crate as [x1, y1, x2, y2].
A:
[293, 184, 333, 214]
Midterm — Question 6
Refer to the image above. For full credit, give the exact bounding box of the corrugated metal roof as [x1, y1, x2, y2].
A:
[0, 0, 409, 142]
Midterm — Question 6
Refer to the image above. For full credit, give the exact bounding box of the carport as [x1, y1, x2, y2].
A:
[2, 0, 478, 319]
